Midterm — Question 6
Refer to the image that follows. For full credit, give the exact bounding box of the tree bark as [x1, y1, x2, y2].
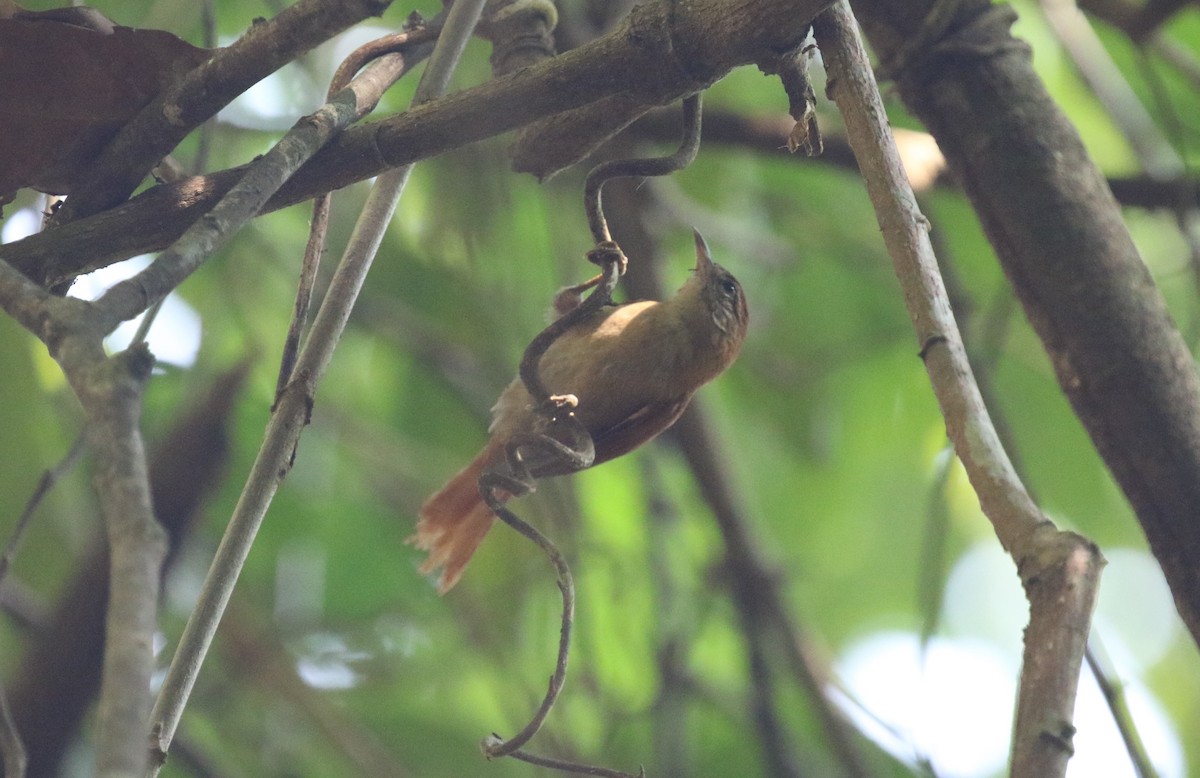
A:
[2, 0, 826, 287]
[851, 0, 1200, 646]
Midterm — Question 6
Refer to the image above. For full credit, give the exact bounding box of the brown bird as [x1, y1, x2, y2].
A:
[410, 231, 748, 592]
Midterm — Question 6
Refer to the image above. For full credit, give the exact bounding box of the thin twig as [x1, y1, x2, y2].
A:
[1041, 0, 1181, 176]
[192, 0, 218, 175]
[478, 255, 620, 761]
[145, 4, 484, 772]
[0, 433, 87, 585]
[478, 492, 576, 757]
[276, 21, 443, 398]
[478, 342, 641, 777]
[0, 681, 25, 778]
[129, 298, 166, 348]
[1085, 641, 1158, 778]
[505, 747, 645, 777]
[479, 93, 709, 772]
[670, 406, 866, 778]
[1151, 34, 1200, 90]
[1041, 0, 1200, 324]
[276, 193, 330, 399]
[640, 457, 690, 771]
[97, 24, 441, 328]
[583, 93, 703, 244]
[606, 167, 872, 776]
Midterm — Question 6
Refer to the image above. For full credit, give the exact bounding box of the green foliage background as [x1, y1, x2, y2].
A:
[3, 1, 1200, 775]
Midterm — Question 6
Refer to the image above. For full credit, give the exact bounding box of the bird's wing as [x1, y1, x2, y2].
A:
[590, 395, 693, 466]
[518, 395, 693, 479]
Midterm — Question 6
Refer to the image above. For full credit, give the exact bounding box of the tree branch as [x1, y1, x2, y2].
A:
[54, 0, 394, 223]
[627, 106, 1200, 210]
[851, 0, 1200, 648]
[2, 0, 827, 288]
[7, 360, 251, 776]
[147, 0, 486, 767]
[0, 12, 419, 773]
[0, 252, 168, 776]
[813, 5, 1102, 776]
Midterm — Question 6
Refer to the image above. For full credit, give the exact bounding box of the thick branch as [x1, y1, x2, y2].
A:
[2, 0, 827, 287]
[68, 346, 166, 778]
[54, 0, 393, 223]
[813, 5, 1102, 775]
[93, 27, 436, 326]
[628, 107, 1200, 209]
[852, 0, 1200, 648]
[8, 361, 250, 777]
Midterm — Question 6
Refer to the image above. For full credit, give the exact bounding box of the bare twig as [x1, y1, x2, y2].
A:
[0, 682, 25, 778]
[669, 406, 868, 778]
[584, 93, 703, 245]
[478, 257, 622, 763]
[1041, 0, 1200, 324]
[480, 94, 711, 773]
[478, 492, 578, 757]
[477, 274, 644, 772]
[1041, 0, 1181, 176]
[812, 5, 1103, 777]
[1150, 34, 1200, 90]
[276, 192, 331, 400]
[1085, 642, 1157, 778]
[0, 433, 87, 585]
[129, 298, 167, 348]
[504, 747, 645, 777]
[640, 457, 691, 772]
[276, 23, 442, 398]
[146, 3, 485, 771]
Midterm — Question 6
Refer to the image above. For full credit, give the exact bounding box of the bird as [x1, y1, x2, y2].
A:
[409, 230, 748, 593]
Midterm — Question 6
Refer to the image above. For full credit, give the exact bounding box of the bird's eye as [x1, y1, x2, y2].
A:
[720, 278, 738, 297]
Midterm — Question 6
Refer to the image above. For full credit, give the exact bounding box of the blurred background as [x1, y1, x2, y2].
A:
[2, 1, 1199, 775]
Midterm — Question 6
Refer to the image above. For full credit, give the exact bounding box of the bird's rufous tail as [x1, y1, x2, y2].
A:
[409, 438, 505, 593]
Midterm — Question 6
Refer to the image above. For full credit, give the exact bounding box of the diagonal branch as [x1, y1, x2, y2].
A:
[93, 24, 439, 326]
[0, 16, 435, 778]
[851, 0, 1200, 649]
[146, 1, 485, 769]
[2, 0, 828, 288]
[813, 5, 1102, 777]
[54, 0, 394, 224]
